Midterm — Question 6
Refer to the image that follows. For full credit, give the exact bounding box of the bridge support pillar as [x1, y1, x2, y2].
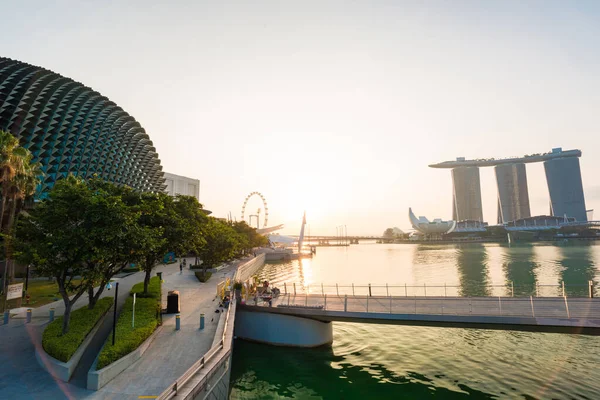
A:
[235, 308, 333, 347]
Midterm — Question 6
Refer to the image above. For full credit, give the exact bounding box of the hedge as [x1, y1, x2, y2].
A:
[194, 271, 212, 283]
[130, 276, 160, 299]
[97, 278, 161, 369]
[189, 264, 204, 270]
[42, 297, 113, 362]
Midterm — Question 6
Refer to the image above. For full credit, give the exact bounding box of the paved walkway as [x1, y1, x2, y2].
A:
[93, 261, 239, 399]
[0, 257, 246, 399]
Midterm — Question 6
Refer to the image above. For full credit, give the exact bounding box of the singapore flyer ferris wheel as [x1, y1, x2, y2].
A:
[241, 191, 269, 228]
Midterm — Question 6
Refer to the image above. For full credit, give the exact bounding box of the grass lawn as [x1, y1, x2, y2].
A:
[97, 276, 161, 369]
[1, 279, 82, 309]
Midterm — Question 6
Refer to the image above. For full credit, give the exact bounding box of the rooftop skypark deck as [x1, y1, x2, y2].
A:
[429, 148, 581, 168]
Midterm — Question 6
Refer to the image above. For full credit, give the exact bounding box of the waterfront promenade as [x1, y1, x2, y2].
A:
[0, 257, 245, 399]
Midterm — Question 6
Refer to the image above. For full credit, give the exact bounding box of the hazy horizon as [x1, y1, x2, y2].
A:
[2, 1, 599, 235]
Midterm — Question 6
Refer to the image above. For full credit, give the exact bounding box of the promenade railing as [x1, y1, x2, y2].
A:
[274, 281, 597, 298]
[157, 289, 236, 400]
[255, 292, 600, 320]
[157, 254, 265, 400]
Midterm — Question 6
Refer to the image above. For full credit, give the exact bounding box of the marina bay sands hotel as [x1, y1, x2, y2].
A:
[429, 148, 587, 224]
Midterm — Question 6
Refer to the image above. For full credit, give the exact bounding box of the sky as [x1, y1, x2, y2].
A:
[2, 1, 600, 236]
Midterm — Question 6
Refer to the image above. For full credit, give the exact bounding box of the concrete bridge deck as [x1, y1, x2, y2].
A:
[242, 294, 600, 335]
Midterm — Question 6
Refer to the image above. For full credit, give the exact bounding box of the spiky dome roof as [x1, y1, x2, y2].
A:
[0, 57, 165, 196]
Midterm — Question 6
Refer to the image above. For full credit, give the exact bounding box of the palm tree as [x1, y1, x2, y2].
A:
[0, 130, 43, 283]
[0, 131, 23, 230]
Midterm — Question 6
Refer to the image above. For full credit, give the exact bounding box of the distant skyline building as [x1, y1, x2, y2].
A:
[431, 147, 587, 224]
[544, 156, 587, 222]
[451, 166, 484, 222]
[164, 172, 200, 201]
[408, 208, 456, 235]
[495, 163, 531, 224]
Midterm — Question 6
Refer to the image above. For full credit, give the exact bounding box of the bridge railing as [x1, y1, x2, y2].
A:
[260, 292, 600, 320]
[275, 281, 597, 298]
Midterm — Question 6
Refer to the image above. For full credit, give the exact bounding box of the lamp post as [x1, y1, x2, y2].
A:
[345, 225, 347, 246]
[106, 281, 119, 346]
[25, 265, 30, 292]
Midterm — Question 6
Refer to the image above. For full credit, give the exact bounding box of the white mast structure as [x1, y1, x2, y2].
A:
[298, 211, 307, 253]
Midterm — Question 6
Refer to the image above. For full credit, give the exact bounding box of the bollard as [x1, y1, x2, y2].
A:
[368, 283, 372, 297]
[284, 282, 287, 295]
[49, 308, 55, 322]
[176, 314, 181, 330]
[26, 309, 32, 323]
[3, 310, 8, 325]
[344, 294, 348, 312]
[200, 313, 205, 330]
[590, 281, 594, 299]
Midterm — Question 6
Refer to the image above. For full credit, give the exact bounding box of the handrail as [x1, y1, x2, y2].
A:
[157, 291, 236, 400]
[254, 292, 600, 320]
[156, 254, 265, 399]
[274, 281, 595, 298]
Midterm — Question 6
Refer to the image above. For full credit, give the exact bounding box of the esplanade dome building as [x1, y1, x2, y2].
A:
[0, 57, 165, 196]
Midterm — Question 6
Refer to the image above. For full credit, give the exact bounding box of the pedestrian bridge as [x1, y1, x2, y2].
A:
[235, 290, 600, 347]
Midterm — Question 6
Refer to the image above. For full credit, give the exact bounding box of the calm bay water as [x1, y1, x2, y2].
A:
[230, 242, 600, 399]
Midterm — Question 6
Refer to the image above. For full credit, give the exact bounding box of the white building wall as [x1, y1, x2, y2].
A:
[163, 172, 200, 201]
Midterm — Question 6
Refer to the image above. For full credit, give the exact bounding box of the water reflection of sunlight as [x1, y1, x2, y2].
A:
[299, 258, 313, 289]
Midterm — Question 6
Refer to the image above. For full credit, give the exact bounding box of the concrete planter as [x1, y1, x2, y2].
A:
[87, 324, 163, 390]
[35, 308, 110, 382]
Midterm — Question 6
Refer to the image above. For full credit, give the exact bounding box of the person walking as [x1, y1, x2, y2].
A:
[179, 262, 183, 273]
[183, 258, 187, 269]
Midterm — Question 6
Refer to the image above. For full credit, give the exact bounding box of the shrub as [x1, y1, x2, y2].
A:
[189, 264, 204, 270]
[130, 276, 160, 299]
[42, 297, 113, 362]
[194, 271, 212, 282]
[97, 296, 160, 369]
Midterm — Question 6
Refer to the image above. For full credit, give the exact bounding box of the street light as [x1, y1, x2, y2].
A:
[106, 281, 119, 345]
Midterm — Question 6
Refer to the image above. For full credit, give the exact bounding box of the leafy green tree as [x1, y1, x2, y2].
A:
[82, 178, 148, 309]
[132, 193, 212, 295]
[130, 192, 171, 296]
[171, 195, 208, 261]
[14, 176, 140, 333]
[198, 217, 240, 270]
[230, 221, 268, 254]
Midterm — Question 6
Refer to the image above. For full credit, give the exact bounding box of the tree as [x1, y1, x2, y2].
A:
[198, 217, 241, 271]
[230, 221, 268, 254]
[131, 192, 203, 296]
[132, 193, 213, 295]
[81, 178, 147, 309]
[14, 176, 140, 333]
[171, 195, 208, 261]
[0, 130, 43, 286]
[0, 130, 25, 230]
[383, 228, 395, 238]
